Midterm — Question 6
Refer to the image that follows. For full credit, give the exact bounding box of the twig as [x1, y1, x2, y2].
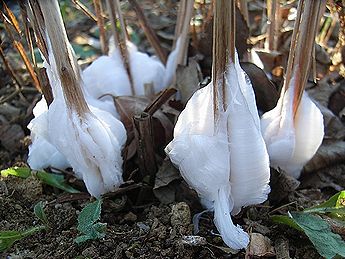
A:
[93, 0, 108, 55]
[128, 0, 167, 64]
[106, 0, 135, 95]
[1, 0, 21, 34]
[71, 0, 97, 22]
[27, 0, 54, 106]
[133, 112, 157, 185]
[27, 0, 49, 62]
[19, 1, 36, 68]
[0, 40, 23, 88]
[0, 10, 41, 92]
[144, 88, 177, 115]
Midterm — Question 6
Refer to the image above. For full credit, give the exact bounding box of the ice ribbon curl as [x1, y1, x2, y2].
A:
[166, 52, 270, 249]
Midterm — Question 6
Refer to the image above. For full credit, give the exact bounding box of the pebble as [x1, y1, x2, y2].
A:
[170, 202, 191, 227]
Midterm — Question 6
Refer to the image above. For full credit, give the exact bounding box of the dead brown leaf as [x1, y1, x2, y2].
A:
[247, 233, 275, 257]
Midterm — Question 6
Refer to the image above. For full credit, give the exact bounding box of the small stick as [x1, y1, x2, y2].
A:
[27, 0, 49, 62]
[19, 1, 36, 68]
[106, 0, 135, 95]
[1, 0, 21, 34]
[133, 113, 157, 185]
[0, 11, 41, 92]
[38, 0, 90, 116]
[127, 0, 167, 64]
[27, 0, 54, 105]
[0, 41, 23, 88]
[71, 0, 97, 22]
[93, 0, 108, 55]
[212, 0, 235, 115]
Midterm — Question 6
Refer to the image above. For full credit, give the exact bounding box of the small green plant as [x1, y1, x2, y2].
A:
[272, 190, 345, 259]
[1, 167, 79, 193]
[0, 201, 47, 252]
[75, 199, 106, 244]
[0, 226, 45, 252]
[34, 201, 49, 226]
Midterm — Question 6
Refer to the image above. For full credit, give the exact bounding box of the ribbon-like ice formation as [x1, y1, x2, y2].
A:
[166, 52, 270, 249]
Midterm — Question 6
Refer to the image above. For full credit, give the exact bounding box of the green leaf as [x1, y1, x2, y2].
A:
[34, 201, 49, 226]
[270, 214, 303, 231]
[75, 199, 106, 244]
[290, 212, 345, 259]
[35, 171, 79, 193]
[304, 191, 345, 220]
[1, 167, 31, 178]
[0, 226, 45, 252]
[1, 167, 79, 193]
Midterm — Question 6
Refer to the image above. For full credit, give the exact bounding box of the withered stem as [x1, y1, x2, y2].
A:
[212, 0, 235, 115]
[93, 0, 108, 55]
[38, 0, 90, 116]
[128, 0, 167, 64]
[106, 0, 135, 95]
[292, 0, 325, 117]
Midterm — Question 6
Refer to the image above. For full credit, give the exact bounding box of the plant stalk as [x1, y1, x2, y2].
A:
[128, 0, 167, 64]
[291, 0, 325, 117]
[93, 0, 108, 55]
[212, 0, 235, 116]
[38, 0, 90, 116]
[106, 0, 135, 95]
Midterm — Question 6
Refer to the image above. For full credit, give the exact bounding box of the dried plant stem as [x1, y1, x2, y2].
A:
[237, 0, 249, 27]
[212, 0, 235, 115]
[93, 0, 108, 55]
[38, 0, 90, 116]
[27, 0, 54, 106]
[127, 0, 167, 64]
[19, 1, 36, 68]
[0, 10, 41, 92]
[266, 0, 280, 51]
[27, 0, 49, 61]
[0, 42, 23, 87]
[106, 0, 135, 95]
[292, 1, 325, 117]
[174, 0, 194, 66]
[71, 0, 97, 22]
[284, 0, 304, 92]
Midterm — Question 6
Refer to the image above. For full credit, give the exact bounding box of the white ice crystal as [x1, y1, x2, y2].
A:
[43, 39, 126, 197]
[27, 97, 70, 170]
[260, 66, 324, 178]
[166, 52, 270, 249]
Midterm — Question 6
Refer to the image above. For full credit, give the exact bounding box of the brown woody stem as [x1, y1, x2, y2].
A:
[128, 0, 167, 64]
[106, 0, 135, 95]
[93, 0, 108, 55]
[212, 0, 235, 115]
[38, 0, 89, 116]
[291, 1, 325, 117]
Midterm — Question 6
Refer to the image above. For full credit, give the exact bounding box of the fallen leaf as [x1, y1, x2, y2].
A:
[176, 58, 203, 106]
[241, 62, 279, 112]
[153, 159, 181, 204]
[247, 233, 275, 257]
